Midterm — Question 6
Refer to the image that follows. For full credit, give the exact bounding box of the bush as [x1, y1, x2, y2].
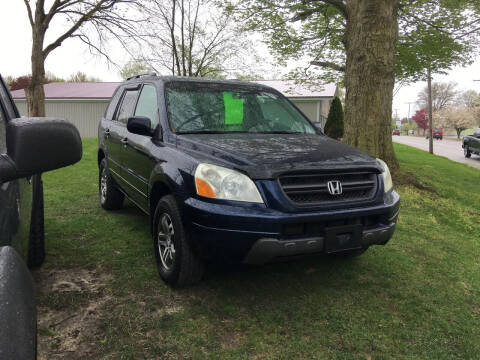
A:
[324, 96, 344, 139]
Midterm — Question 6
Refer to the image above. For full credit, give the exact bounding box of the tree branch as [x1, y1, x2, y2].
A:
[42, 0, 112, 57]
[23, 0, 35, 27]
[310, 60, 345, 72]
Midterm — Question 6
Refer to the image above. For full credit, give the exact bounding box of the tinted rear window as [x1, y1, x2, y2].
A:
[105, 88, 123, 120]
[116, 90, 139, 124]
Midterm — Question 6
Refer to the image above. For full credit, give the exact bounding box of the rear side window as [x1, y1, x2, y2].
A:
[104, 88, 122, 120]
[116, 90, 139, 124]
[135, 85, 159, 128]
[0, 108, 5, 153]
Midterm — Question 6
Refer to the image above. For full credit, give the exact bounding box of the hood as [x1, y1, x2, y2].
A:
[176, 133, 381, 179]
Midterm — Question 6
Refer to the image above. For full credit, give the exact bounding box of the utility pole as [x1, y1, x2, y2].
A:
[427, 68, 434, 154]
[405, 102, 415, 124]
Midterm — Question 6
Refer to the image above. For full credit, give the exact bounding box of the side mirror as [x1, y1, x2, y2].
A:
[0, 117, 82, 183]
[127, 116, 153, 137]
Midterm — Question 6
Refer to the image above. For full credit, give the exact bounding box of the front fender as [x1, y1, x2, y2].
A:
[0, 246, 36, 360]
[149, 161, 195, 201]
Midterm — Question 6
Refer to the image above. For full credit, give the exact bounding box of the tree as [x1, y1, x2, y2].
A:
[228, 0, 480, 170]
[23, 0, 143, 117]
[9, 76, 38, 91]
[435, 106, 477, 139]
[120, 60, 154, 79]
[137, 0, 265, 78]
[402, 121, 418, 135]
[3, 76, 15, 90]
[417, 82, 458, 112]
[324, 96, 344, 139]
[8, 74, 60, 91]
[458, 90, 480, 108]
[68, 71, 101, 82]
[411, 109, 429, 135]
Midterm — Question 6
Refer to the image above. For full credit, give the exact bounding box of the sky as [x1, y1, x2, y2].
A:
[1, 0, 479, 120]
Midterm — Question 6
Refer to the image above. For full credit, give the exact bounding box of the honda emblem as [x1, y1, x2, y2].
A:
[327, 180, 342, 195]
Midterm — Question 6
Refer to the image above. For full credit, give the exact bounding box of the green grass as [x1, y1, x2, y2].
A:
[39, 139, 480, 359]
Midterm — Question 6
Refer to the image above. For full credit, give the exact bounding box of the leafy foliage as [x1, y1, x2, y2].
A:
[435, 106, 477, 138]
[68, 71, 101, 82]
[412, 109, 429, 133]
[324, 96, 344, 139]
[227, 0, 480, 83]
[119, 61, 154, 79]
[8, 72, 100, 91]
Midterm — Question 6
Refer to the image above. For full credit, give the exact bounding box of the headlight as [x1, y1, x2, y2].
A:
[194, 163, 264, 203]
[376, 158, 393, 193]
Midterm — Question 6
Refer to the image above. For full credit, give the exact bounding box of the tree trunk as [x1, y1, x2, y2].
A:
[27, 24, 46, 117]
[343, 0, 399, 170]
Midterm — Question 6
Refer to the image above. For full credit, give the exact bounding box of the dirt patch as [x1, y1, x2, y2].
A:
[34, 268, 112, 360]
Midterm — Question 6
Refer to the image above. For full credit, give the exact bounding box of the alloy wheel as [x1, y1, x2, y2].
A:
[157, 213, 176, 270]
[100, 169, 107, 203]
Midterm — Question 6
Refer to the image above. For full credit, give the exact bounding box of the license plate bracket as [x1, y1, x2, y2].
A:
[325, 224, 363, 253]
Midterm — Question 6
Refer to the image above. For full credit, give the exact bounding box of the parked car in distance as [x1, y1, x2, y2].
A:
[0, 74, 82, 359]
[392, 129, 401, 136]
[98, 75, 400, 287]
[426, 129, 443, 140]
[463, 128, 480, 158]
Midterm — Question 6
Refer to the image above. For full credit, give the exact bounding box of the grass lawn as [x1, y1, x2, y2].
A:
[36, 139, 480, 359]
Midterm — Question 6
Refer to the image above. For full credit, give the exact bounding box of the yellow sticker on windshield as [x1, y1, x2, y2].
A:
[223, 92, 244, 125]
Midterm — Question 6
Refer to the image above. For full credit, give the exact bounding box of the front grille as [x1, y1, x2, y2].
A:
[279, 171, 378, 206]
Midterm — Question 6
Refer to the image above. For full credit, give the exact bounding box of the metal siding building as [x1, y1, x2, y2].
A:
[12, 81, 337, 138]
[14, 99, 109, 138]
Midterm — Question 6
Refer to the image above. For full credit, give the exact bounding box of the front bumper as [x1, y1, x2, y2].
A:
[244, 221, 396, 264]
[182, 190, 400, 263]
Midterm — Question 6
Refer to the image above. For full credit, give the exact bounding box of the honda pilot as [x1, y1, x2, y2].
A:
[98, 75, 400, 287]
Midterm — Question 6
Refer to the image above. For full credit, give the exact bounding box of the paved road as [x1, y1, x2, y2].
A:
[392, 136, 480, 169]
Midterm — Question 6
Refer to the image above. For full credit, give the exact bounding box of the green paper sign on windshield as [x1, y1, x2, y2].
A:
[223, 92, 244, 125]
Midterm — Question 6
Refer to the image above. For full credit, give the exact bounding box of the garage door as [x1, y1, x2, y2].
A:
[291, 101, 317, 123]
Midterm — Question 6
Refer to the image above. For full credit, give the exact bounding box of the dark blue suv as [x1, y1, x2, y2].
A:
[98, 75, 400, 287]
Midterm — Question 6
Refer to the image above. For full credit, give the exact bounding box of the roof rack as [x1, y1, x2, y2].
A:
[125, 73, 157, 81]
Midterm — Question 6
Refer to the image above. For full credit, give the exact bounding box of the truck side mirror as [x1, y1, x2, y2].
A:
[127, 116, 153, 137]
[0, 118, 82, 183]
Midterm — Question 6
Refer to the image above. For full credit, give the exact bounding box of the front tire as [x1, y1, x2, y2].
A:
[153, 195, 204, 287]
[464, 146, 472, 158]
[99, 158, 124, 210]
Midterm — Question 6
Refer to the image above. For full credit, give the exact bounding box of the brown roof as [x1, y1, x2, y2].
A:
[11, 82, 120, 99]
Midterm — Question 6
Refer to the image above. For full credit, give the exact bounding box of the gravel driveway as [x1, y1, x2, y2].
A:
[392, 136, 480, 169]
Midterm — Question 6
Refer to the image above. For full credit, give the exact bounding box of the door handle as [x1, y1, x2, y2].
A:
[121, 137, 128, 146]
[104, 128, 110, 138]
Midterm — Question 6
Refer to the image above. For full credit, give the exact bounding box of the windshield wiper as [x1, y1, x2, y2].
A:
[177, 130, 249, 134]
[253, 131, 303, 134]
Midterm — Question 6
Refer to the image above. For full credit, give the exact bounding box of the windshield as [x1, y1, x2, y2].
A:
[165, 82, 317, 134]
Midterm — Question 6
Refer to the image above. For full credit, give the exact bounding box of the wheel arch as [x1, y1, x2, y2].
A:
[98, 148, 105, 167]
[149, 178, 174, 233]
